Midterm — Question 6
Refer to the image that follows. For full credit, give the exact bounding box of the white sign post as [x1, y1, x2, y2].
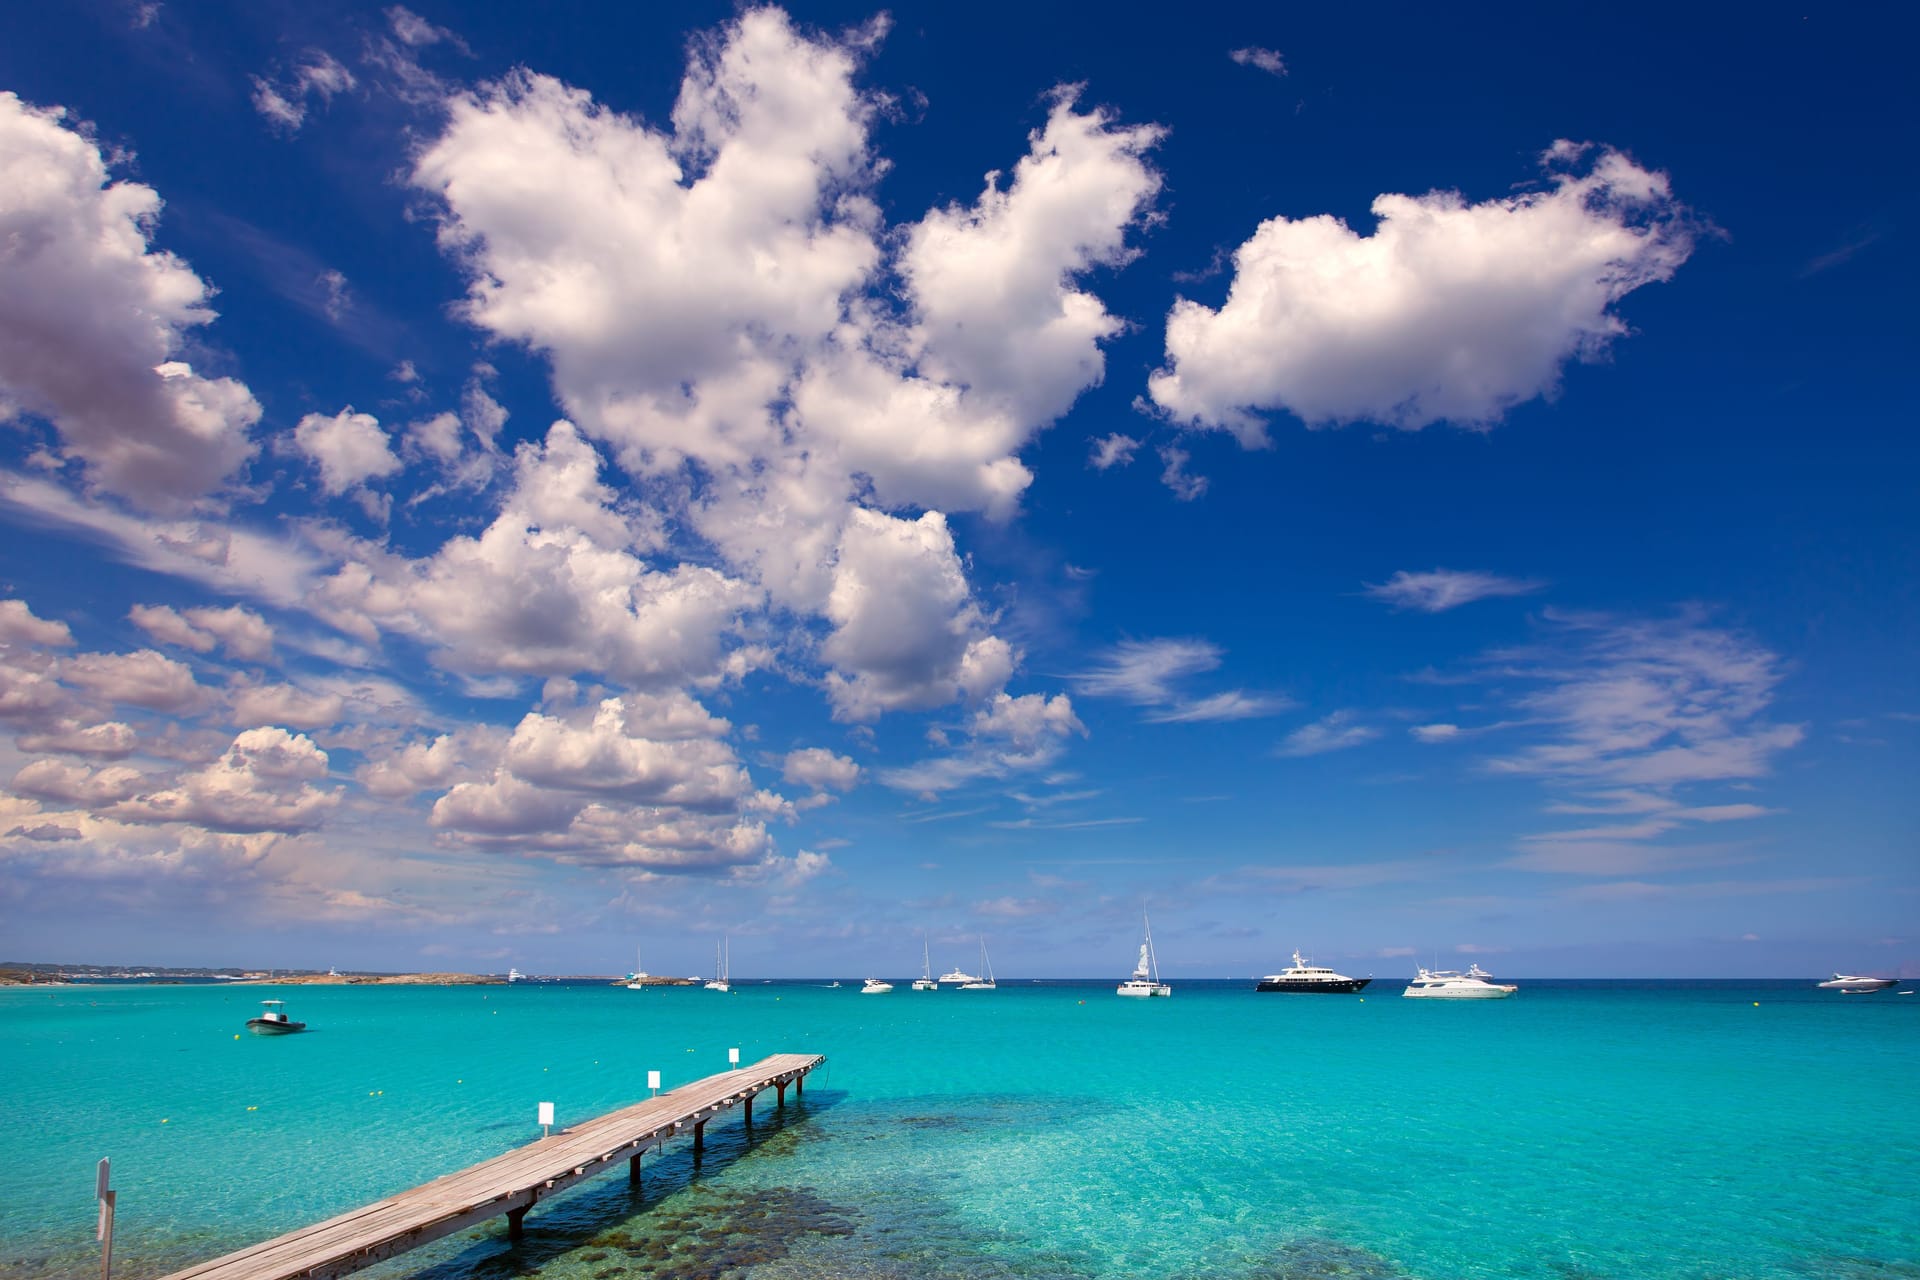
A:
[647, 1070, 661, 1097]
[96, 1157, 115, 1280]
[537, 1101, 554, 1138]
[728, 1047, 740, 1067]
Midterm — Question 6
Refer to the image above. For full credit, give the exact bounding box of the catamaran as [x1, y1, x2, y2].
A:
[1117, 915, 1171, 997]
[704, 938, 730, 993]
[959, 938, 996, 990]
[912, 936, 937, 990]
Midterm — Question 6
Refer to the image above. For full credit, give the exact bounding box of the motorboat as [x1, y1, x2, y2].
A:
[912, 936, 937, 990]
[1817, 973, 1898, 992]
[860, 978, 893, 994]
[1401, 964, 1516, 999]
[704, 938, 730, 992]
[1256, 950, 1370, 994]
[937, 964, 978, 986]
[958, 938, 996, 990]
[1116, 915, 1171, 998]
[507, 967, 525, 983]
[245, 1000, 306, 1034]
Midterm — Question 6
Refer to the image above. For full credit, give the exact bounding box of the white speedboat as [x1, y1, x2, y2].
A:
[958, 938, 996, 990]
[704, 938, 730, 992]
[1117, 915, 1171, 998]
[245, 1000, 306, 1035]
[860, 978, 893, 994]
[1817, 973, 1898, 992]
[1257, 949, 1369, 994]
[1402, 964, 1517, 999]
[507, 967, 525, 983]
[912, 936, 937, 990]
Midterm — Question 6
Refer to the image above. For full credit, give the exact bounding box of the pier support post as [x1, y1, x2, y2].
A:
[629, 1152, 641, 1187]
[693, 1120, 705, 1155]
[777, 1082, 787, 1107]
[506, 1206, 527, 1242]
[795, 1073, 803, 1097]
[743, 1096, 753, 1127]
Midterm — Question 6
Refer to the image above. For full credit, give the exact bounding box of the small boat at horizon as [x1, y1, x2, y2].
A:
[705, 938, 730, 992]
[507, 967, 525, 983]
[913, 936, 937, 990]
[1818, 973, 1898, 992]
[246, 999, 306, 1035]
[1117, 915, 1171, 998]
[959, 938, 996, 990]
[626, 945, 649, 990]
[1402, 963, 1516, 999]
[1257, 950, 1370, 994]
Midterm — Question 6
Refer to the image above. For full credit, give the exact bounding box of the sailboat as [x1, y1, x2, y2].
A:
[958, 938, 996, 990]
[625, 946, 650, 989]
[704, 938, 730, 992]
[912, 936, 937, 991]
[1116, 915, 1171, 997]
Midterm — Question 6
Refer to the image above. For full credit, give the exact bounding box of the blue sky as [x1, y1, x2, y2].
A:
[0, 1, 1913, 978]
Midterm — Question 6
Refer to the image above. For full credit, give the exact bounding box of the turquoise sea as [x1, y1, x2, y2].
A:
[1, 979, 1914, 1280]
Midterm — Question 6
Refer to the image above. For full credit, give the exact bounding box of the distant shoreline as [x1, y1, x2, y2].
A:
[235, 972, 505, 986]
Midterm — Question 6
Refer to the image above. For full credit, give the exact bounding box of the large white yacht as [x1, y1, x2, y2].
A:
[1256, 950, 1370, 994]
[860, 977, 894, 994]
[1817, 973, 1898, 992]
[1402, 964, 1517, 999]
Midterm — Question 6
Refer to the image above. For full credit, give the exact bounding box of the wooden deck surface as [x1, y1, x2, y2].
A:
[158, 1053, 824, 1280]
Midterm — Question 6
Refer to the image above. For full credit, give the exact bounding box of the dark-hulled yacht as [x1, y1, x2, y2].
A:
[1256, 950, 1370, 994]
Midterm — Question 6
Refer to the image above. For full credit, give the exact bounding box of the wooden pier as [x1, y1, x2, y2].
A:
[158, 1053, 823, 1280]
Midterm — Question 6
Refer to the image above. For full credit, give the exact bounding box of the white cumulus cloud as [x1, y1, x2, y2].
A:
[0, 92, 261, 508]
[293, 408, 402, 496]
[1148, 141, 1698, 443]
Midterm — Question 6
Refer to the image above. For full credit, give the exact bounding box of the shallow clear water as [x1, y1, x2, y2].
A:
[2, 979, 1914, 1280]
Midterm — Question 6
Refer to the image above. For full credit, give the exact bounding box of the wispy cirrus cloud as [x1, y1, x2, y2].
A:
[1228, 47, 1286, 76]
[1364, 568, 1544, 613]
[1277, 710, 1378, 757]
[1071, 638, 1290, 723]
[1483, 610, 1802, 789]
[1454, 609, 1806, 878]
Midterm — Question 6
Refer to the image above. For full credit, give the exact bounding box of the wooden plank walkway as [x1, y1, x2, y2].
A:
[158, 1053, 824, 1280]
